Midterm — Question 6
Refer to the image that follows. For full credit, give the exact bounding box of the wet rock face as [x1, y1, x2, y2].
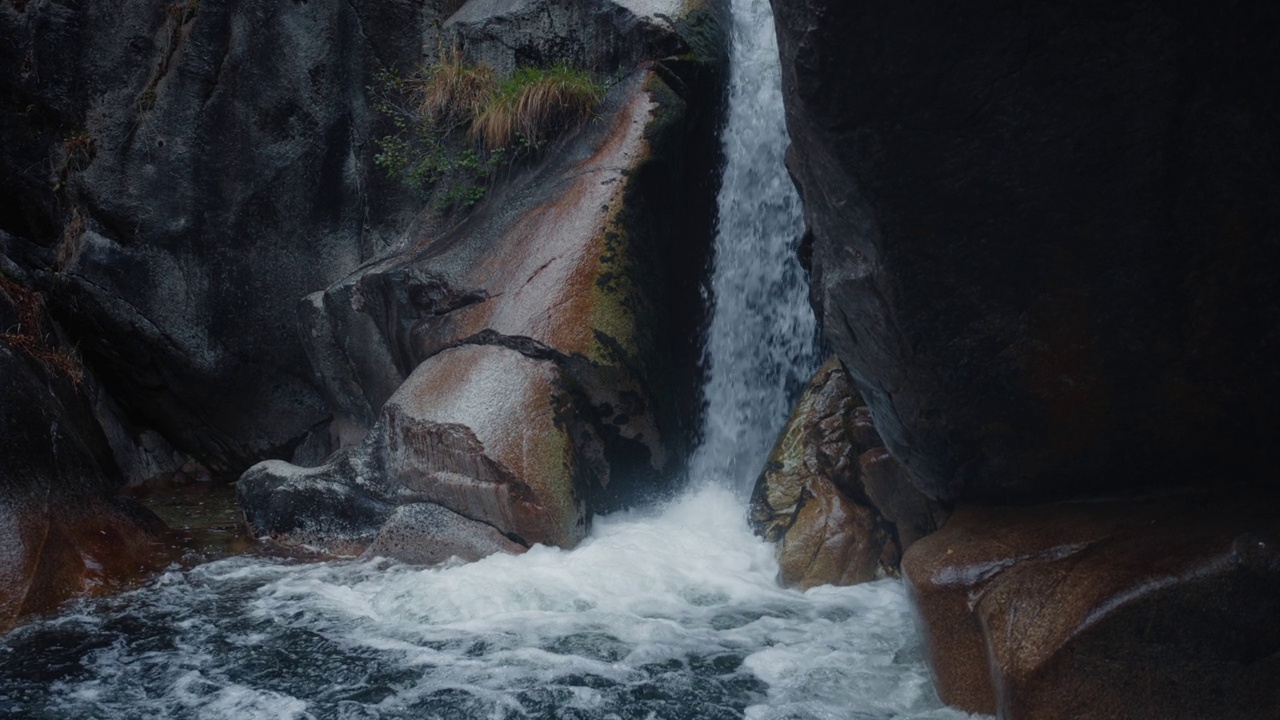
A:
[240, 26, 727, 563]
[903, 497, 1280, 720]
[771, 0, 1280, 502]
[0, 0, 430, 477]
[750, 358, 944, 589]
[0, 279, 170, 632]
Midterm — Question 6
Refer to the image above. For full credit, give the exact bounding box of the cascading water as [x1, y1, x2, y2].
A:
[0, 2, 981, 718]
[688, 0, 818, 494]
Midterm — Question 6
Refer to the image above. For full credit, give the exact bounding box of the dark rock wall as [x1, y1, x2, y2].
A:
[771, 0, 1280, 502]
[1, 0, 433, 477]
[0, 275, 170, 632]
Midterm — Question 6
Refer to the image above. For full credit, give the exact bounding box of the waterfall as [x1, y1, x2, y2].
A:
[689, 0, 819, 495]
[0, 2, 976, 718]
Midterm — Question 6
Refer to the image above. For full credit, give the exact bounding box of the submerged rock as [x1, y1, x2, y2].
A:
[0, 276, 170, 632]
[750, 358, 944, 589]
[903, 497, 1280, 720]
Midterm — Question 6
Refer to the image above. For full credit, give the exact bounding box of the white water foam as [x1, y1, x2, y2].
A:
[0, 488, 978, 720]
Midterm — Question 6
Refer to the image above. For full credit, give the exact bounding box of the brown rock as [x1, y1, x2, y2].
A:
[903, 496, 1280, 720]
[774, 475, 896, 590]
[751, 357, 942, 587]
[382, 344, 591, 549]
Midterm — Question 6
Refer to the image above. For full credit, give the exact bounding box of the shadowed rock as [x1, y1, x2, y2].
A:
[771, 1, 1280, 712]
[0, 0, 436, 477]
[0, 276, 171, 632]
[771, 0, 1280, 504]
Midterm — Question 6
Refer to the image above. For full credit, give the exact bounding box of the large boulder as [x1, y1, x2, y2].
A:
[771, 0, 1280, 503]
[903, 497, 1280, 719]
[750, 357, 944, 589]
[0, 274, 170, 632]
[446, 0, 691, 75]
[0, 0, 435, 477]
[239, 0, 728, 561]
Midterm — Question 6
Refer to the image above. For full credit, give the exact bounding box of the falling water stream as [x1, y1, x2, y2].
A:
[0, 1, 979, 718]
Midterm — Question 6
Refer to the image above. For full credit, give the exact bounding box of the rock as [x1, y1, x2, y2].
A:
[0, 276, 171, 632]
[239, 20, 729, 561]
[771, 0, 1280, 502]
[367, 504, 527, 565]
[240, 343, 595, 557]
[304, 2, 725, 457]
[750, 357, 944, 588]
[1, 0, 435, 477]
[445, 0, 688, 76]
[902, 497, 1280, 719]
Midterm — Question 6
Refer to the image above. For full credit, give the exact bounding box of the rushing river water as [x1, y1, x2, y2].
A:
[0, 1, 980, 718]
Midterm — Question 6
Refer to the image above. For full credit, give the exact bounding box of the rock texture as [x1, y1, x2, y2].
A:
[0, 275, 170, 632]
[750, 358, 943, 589]
[446, 0, 690, 75]
[239, 2, 727, 562]
[0, 0, 434, 478]
[772, 0, 1280, 503]
[903, 497, 1280, 720]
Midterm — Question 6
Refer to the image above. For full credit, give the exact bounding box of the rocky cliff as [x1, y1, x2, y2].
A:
[769, 0, 1280, 716]
[772, 0, 1280, 504]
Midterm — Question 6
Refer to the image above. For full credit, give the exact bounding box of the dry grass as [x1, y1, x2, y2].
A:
[0, 276, 83, 384]
[56, 207, 86, 269]
[63, 131, 96, 172]
[412, 44, 497, 130]
[471, 65, 603, 150]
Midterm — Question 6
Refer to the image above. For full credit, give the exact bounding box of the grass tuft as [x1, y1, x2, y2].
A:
[373, 52, 604, 211]
[412, 44, 498, 130]
[0, 276, 83, 384]
[472, 65, 604, 150]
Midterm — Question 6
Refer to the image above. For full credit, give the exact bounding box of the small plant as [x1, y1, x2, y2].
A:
[63, 131, 96, 172]
[168, 0, 198, 25]
[372, 45, 605, 212]
[0, 276, 83, 384]
[56, 207, 86, 269]
[412, 44, 497, 130]
[136, 88, 157, 112]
